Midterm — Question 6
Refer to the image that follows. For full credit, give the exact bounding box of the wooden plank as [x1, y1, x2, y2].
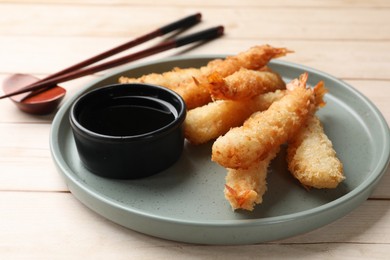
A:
[283, 199, 390, 244]
[1, 37, 390, 79]
[6, 0, 390, 8]
[0, 157, 67, 192]
[0, 192, 389, 258]
[0, 3, 389, 40]
[0, 123, 68, 191]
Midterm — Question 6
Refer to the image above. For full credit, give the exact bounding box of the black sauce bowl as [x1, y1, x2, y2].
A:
[69, 83, 186, 179]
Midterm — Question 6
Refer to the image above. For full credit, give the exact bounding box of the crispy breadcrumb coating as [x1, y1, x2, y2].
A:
[119, 67, 209, 109]
[212, 73, 312, 169]
[201, 45, 292, 77]
[287, 115, 345, 189]
[207, 68, 285, 100]
[224, 147, 279, 211]
[184, 90, 285, 144]
[119, 45, 291, 109]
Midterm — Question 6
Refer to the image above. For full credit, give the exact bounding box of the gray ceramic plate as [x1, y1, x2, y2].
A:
[50, 56, 390, 245]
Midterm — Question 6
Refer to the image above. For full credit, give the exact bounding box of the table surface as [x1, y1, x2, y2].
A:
[1, 0, 390, 258]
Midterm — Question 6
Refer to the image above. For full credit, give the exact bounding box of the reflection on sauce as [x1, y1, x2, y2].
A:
[78, 96, 176, 136]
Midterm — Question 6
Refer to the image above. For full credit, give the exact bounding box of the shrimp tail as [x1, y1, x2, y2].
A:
[207, 72, 229, 100]
[313, 80, 327, 108]
[224, 185, 258, 211]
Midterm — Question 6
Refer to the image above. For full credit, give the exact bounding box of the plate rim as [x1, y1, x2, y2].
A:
[50, 55, 390, 242]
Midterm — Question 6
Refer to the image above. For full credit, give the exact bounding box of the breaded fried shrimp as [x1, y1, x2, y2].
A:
[285, 78, 344, 189]
[201, 45, 292, 77]
[119, 45, 291, 109]
[207, 68, 285, 100]
[119, 67, 202, 88]
[287, 115, 344, 189]
[212, 73, 312, 169]
[119, 67, 209, 109]
[184, 90, 285, 144]
[224, 147, 279, 211]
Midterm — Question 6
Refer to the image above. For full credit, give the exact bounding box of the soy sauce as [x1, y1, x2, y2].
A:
[78, 96, 177, 136]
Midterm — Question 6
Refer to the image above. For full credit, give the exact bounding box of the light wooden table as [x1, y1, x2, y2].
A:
[1, 0, 390, 258]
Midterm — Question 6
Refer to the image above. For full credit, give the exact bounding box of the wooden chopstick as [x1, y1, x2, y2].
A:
[1, 26, 224, 99]
[1, 13, 202, 100]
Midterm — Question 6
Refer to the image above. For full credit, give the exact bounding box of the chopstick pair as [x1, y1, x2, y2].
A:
[1, 13, 224, 100]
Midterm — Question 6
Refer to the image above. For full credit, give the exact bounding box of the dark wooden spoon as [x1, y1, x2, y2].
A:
[2, 74, 66, 115]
